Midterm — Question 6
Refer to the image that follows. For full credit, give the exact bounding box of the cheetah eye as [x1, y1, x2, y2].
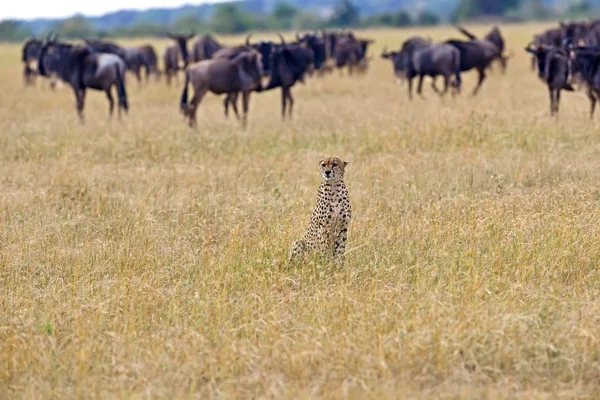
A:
[321, 164, 326, 168]
[332, 163, 338, 167]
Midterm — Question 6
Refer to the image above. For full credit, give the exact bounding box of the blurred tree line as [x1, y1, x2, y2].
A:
[1, 0, 598, 42]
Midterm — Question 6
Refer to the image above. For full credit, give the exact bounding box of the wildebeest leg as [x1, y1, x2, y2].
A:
[587, 89, 597, 119]
[241, 91, 250, 127]
[548, 87, 555, 117]
[75, 88, 86, 123]
[225, 93, 240, 120]
[188, 85, 208, 129]
[281, 88, 287, 118]
[135, 67, 142, 85]
[49, 74, 57, 91]
[442, 75, 450, 96]
[417, 75, 425, 98]
[472, 69, 487, 96]
[431, 77, 442, 95]
[407, 78, 414, 101]
[287, 88, 294, 118]
[105, 87, 115, 117]
[555, 89, 561, 116]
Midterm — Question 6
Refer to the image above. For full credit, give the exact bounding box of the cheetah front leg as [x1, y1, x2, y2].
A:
[288, 239, 307, 264]
[333, 227, 348, 265]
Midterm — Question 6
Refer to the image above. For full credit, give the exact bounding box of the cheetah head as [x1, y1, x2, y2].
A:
[319, 157, 349, 181]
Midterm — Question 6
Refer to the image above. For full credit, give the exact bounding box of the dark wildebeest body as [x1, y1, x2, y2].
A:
[297, 32, 326, 73]
[525, 44, 574, 117]
[38, 35, 128, 121]
[259, 35, 314, 118]
[457, 25, 511, 74]
[445, 38, 501, 95]
[179, 51, 263, 128]
[22, 37, 42, 85]
[163, 32, 195, 85]
[138, 44, 161, 81]
[191, 34, 224, 62]
[335, 35, 374, 76]
[85, 39, 157, 84]
[213, 35, 278, 120]
[569, 47, 600, 118]
[383, 37, 462, 99]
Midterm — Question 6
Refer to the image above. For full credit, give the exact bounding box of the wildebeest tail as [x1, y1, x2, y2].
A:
[115, 63, 129, 112]
[456, 25, 477, 40]
[180, 69, 190, 114]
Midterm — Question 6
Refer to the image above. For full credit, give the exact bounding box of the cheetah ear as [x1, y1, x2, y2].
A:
[318, 159, 324, 165]
[343, 160, 349, 167]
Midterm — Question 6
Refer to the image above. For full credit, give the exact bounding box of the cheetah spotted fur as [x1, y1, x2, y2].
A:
[289, 157, 352, 264]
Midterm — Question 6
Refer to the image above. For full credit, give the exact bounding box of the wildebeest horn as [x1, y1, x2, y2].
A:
[245, 33, 252, 46]
[277, 33, 285, 44]
[188, 30, 196, 39]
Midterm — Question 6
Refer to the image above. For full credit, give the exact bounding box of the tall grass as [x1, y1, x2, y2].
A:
[2, 24, 600, 398]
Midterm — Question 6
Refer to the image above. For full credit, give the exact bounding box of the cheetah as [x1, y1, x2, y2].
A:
[289, 157, 352, 264]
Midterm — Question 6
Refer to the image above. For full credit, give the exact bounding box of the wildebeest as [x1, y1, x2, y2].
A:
[525, 44, 574, 117]
[163, 31, 195, 85]
[38, 34, 128, 121]
[335, 34, 374, 76]
[84, 39, 158, 84]
[445, 33, 503, 96]
[258, 34, 314, 118]
[568, 46, 600, 118]
[212, 34, 278, 119]
[530, 27, 565, 71]
[560, 20, 600, 47]
[22, 37, 42, 85]
[191, 34, 224, 62]
[179, 50, 263, 128]
[382, 37, 462, 100]
[320, 29, 340, 73]
[296, 32, 326, 73]
[138, 44, 161, 81]
[457, 25, 512, 74]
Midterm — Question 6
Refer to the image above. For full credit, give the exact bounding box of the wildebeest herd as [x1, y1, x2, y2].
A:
[18, 21, 600, 125]
[526, 19, 600, 118]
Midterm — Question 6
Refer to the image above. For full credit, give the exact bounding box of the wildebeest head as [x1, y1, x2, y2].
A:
[38, 33, 97, 89]
[525, 43, 552, 79]
[525, 43, 572, 86]
[245, 34, 275, 76]
[168, 31, 195, 66]
[296, 32, 326, 69]
[22, 37, 42, 62]
[381, 46, 404, 78]
[266, 35, 314, 88]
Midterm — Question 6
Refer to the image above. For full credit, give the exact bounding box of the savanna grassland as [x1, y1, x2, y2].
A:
[2, 23, 600, 398]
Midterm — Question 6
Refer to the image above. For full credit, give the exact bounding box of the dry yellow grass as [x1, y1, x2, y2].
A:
[2, 23, 600, 398]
